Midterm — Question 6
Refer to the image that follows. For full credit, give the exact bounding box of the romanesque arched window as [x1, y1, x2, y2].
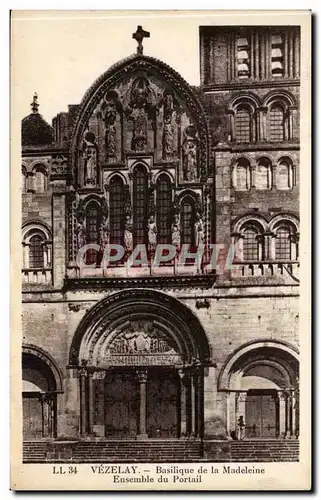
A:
[269, 104, 285, 142]
[235, 105, 251, 143]
[85, 201, 101, 264]
[233, 158, 251, 190]
[22, 225, 52, 269]
[256, 158, 272, 190]
[156, 174, 172, 244]
[34, 166, 47, 193]
[109, 175, 125, 245]
[133, 165, 149, 247]
[276, 157, 295, 190]
[243, 225, 260, 261]
[29, 235, 44, 268]
[180, 196, 195, 246]
[275, 225, 293, 260]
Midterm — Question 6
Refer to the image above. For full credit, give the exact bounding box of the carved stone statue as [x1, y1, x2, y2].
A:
[162, 93, 176, 161]
[182, 138, 197, 182]
[100, 91, 120, 162]
[76, 221, 86, 250]
[99, 215, 109, 252]
[83, 131, 98, 186]
[124, 214, 133, 256]
[148, 215, 157, 254]
[171, 214, 181, 248]
[162, 115, 175, 160]
[194, 212, 205, 247]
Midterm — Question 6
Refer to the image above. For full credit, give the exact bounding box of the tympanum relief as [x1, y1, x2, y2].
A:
[76, 72, 202, 187]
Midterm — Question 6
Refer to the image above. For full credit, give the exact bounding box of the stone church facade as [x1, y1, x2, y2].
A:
[21, 25, 300, 462]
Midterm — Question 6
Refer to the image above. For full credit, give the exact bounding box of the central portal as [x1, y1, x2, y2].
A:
[70, 289, 211, 441]
[94, 369, 180, 438]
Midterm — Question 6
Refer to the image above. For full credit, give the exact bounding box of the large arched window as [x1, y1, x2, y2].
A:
[156, 174, 172, 244]
[269, 105, 285, 142]
[243, 226, 260, 261]
[235, 105, 251, 143]
[34, 166, 47, 193]
[180, 196, 195, 246]
[133, 165, 148, 247]
[256, 158, 272, 190]
[85, 201, 101, 264]
[109, 176, 125, 245]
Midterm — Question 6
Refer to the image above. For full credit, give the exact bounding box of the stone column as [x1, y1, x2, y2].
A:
[136, 369, 148, 440]
[178, 369, 187, 438]
[190, 371, 196, 437]
[22, 242, 30, 269]
[289, 31, 294, 79]
[261, 107, 268, 142]
[271, 164, 277, 189]
[193, 370, 201, 438]
[227, 110, 234, 142]
[284, 31, 289, 79]
[79, 368, 87, 436]
[88, 370, 94, 435]
[278, 391, 286, 438]
[294, 33, 300, 78]
[236, 392, 247, 439]
[250, 165, 256, 190]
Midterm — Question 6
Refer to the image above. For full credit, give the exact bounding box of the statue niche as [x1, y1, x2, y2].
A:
[98, 90, 122, 163]
[162, 91, 176, 161]
[126, 77, 157, 152]
[182, 125, 199, 182]
[82, 131, 99, 186]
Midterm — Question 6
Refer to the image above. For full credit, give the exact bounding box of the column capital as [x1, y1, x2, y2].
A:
[136, 368, 148, 383]
[79, 367, 87, 378]
[237, 391, 247, 403]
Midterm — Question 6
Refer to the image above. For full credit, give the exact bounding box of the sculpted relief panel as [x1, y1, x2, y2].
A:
[76, 70, 203, 187]
[97, 321, 183, 367]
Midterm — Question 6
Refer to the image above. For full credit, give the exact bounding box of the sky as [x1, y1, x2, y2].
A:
[12, 11, 206, 124]
[11, 10, 307, 125]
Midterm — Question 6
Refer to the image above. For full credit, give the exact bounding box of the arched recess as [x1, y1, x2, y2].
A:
[69, 289, 211, 367]
[218, 340, 299, 439]
[69, 289, 211, 439]
[22, 345, 63, 439]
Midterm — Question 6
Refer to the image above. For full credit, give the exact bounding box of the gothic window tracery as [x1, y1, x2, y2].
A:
[133, 165, 149, 247]
[156, 174, 172, 245]
[85, 201, 101, 264]
[109, 176, 125, 245]
[180, 196, 195, 246]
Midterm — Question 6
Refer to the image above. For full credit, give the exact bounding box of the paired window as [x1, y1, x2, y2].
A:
[235, 219, 299, 262]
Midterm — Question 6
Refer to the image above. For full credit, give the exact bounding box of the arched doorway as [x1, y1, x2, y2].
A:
[69, 289, 211, 440]
[22, 345, 63, 440]
[218, 340, 299, 439]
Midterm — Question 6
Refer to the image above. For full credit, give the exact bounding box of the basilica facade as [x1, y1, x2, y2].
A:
[21, 25, 300, 462]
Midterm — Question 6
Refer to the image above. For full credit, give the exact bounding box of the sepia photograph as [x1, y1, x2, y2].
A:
[10, 9, 311, 490]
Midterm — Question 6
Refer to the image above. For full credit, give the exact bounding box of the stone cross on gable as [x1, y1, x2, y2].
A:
[132, 25, 150, 55]
[31, 92, 39, 114]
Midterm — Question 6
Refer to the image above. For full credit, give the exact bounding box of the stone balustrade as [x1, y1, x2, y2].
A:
[22, 268, 53, 285]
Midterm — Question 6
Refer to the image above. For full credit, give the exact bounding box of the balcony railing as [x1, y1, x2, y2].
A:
[231, 261, 300, 281]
